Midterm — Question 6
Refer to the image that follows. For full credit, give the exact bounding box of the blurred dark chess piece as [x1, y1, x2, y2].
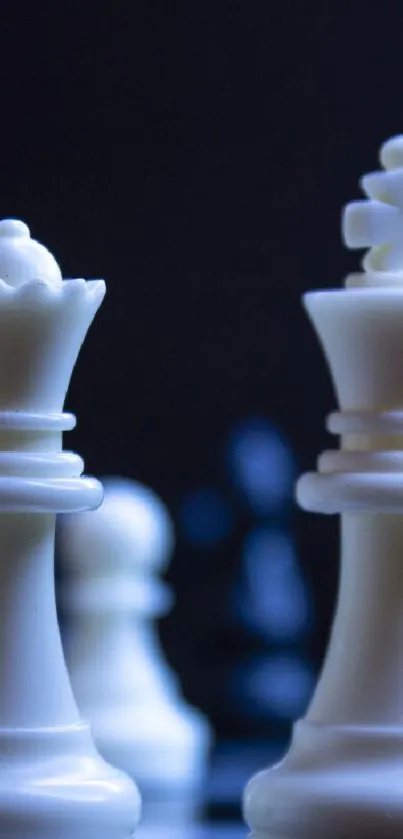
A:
[176, 416, 315, 819]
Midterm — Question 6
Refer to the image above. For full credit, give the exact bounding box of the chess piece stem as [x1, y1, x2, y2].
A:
[0, 514, 79, 726]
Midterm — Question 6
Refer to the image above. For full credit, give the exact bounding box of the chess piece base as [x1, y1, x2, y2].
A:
[244, 721, 403, 839]
[0, 721, 141, 839]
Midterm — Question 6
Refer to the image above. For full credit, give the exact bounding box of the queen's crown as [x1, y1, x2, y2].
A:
[0, 219, 105, 413]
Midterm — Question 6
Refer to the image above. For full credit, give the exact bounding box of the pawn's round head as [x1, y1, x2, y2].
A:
[0, 219, 62, 288]
[61, 478, 175, 575]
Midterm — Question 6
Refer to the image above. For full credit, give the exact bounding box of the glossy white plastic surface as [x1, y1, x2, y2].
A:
[244, 136, 403, 838]
[60, 478, 211, 825]
[0, 220, 140, 838]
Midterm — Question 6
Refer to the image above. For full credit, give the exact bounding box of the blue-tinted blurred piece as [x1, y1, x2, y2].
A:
[179, 487, 234, 547]
[241, 654, 314, 719]
[225, 417, 296, 515]
[237, 527, 312, 640]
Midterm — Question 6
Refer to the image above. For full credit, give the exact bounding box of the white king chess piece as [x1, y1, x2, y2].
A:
[244, 134, 403, 839]
[58, 478, 211, 824]
[0, 220, 140, 838]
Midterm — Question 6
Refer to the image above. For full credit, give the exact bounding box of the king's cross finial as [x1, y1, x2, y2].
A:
[342, 135, 403, 273]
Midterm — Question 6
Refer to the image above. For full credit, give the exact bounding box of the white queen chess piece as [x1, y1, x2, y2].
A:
[244, 134, 403, 838]
[0, 219, 141, 838]
[59, 477, 211, 824]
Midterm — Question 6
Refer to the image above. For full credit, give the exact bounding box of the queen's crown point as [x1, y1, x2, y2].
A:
[0, 218, 62, 288]
[0, 219, 30, 239]
[380, 134, 403, 170]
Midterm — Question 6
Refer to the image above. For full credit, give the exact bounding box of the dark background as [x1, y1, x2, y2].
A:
[1, 0, 401, 810]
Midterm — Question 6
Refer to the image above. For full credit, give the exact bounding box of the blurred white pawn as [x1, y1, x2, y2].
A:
[58, 477, 211, 825]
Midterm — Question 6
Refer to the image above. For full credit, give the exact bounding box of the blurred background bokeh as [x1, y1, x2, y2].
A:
[1, 0, 403, 823]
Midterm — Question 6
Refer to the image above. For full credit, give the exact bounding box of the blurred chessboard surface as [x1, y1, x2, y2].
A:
[138, 824, 245, 839]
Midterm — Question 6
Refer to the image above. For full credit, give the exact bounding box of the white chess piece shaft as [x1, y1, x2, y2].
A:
[0, 220, 140, 839]
[244, 136, 403, 838]
[0, 514, 78, 726]
[60, 478, 210, 824]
